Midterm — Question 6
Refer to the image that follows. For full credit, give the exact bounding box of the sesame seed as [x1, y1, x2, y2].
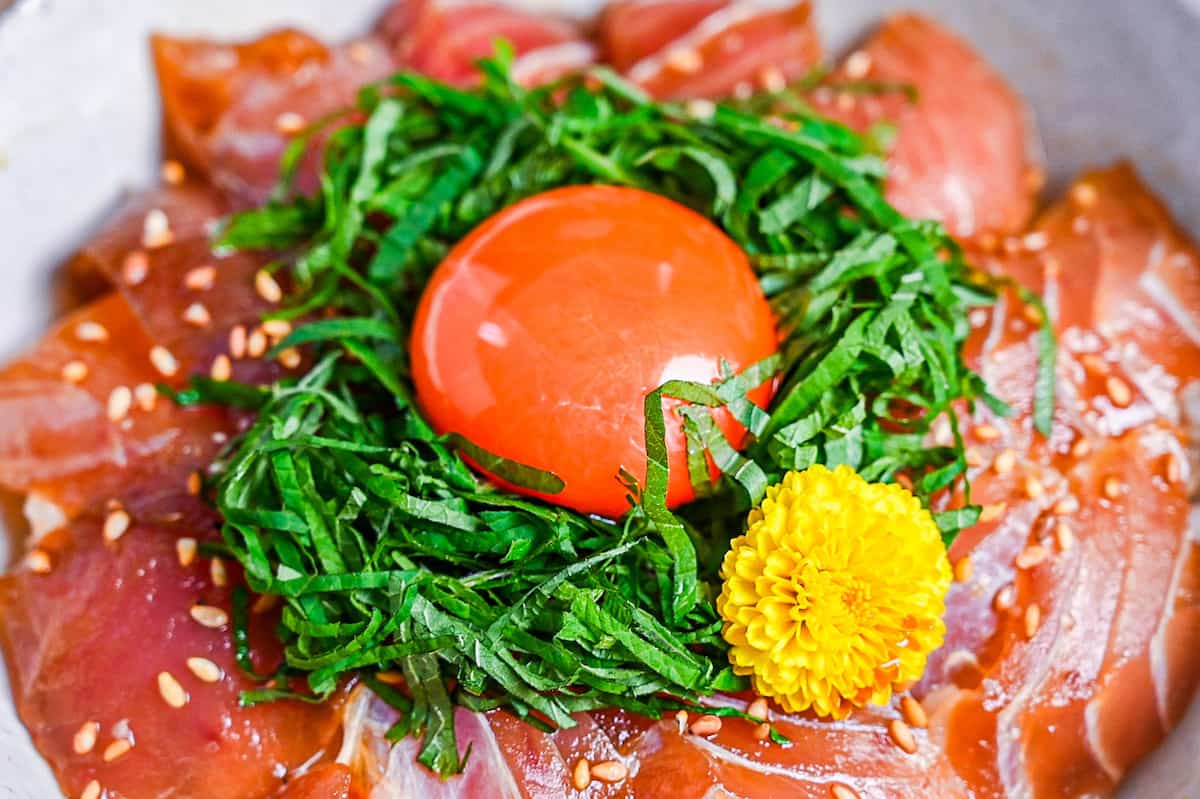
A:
[25, 549, 52, 574]
[149, 345, 179, 377]
[974, 423, 1001, 442]
[122, 250, 150, 285]
[685, 98, 716, 119]
[758, 65, 787, 93]
[190, 604, 229, 629]
[275, 111, 306, 134]
[752, 722, 771, 740]
[184, 265, 216, 291]
[375, 670, 405, 685]
[1002, 236, 1022, 255]
[953, 556, 973, 583]
[75, 321, 110, 342]
[900, 695, 928, 729]
[965, 447, 983, 467]
[1054, 522, 1075, 551]
[262, 319, 293, 340]
[255, 270, 284, 304]
[73, 721, 100, 754]
[1103, 476, 1125, 500]
[665, 47, 703, 74]
[1042, 255, 1062, 279]
[1072, 215, 1091, 235]
[134, 383, 157, 412]
[176, 537, 198, 567]
[252, 594, 280, 614]
[590, 760, 628, 783]
[1071, 182, 1098, 208]
[979, 502, 1007, 524]
[1023, 304, 1044, 325]
[229, 325, 248, 359]
[746, 697, 769, 720]
[247, 328, 268, 359]
[103, 509, 131, 543]
[1022, 232, 1049, 252]
[186, 657, 223, 684]
[571, 758, 591, 790]
[835, 91, 855, 112]
[157, 671, 189, 708]
[993, 584, 1017, 613]
[888, 718, 917, 754]
[61, 360, 88, 383]
[142, 209, 174, 249]
[1166, 454, 1183, 485]
[187, 471, 202, 496]
[182, 302, 212, 327]
[161, 159, 186, 185]
[993, 448, 1016, 475]
[210, 557, 228, 588]
[830, 784, 862, 799]
[278, 347, 302, 369]
[1105, 376, 1133, 407]
[844, 50, 872, 79]
[1024, 475, 1045, 499]
[347, 40, 375, 65]
[106, 386, 133, 422]
[1024, 603, 1041, 638]
[80, 780, 102, 799]
[1053, 496, 1079, 515]
[103, 738, 132, 762]
[210, 354, 233, 382]
[1071, 437, 1092, 458]
[1015, 543, 1050, 570]
[689, 714, 722, 735]
[1081, 354, 1109, 376]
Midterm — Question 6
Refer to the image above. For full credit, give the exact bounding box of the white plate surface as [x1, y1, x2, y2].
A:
[1, 1, 1198, 796]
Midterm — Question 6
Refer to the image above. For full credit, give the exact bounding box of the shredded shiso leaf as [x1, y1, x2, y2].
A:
[192, 49, 1053, 776]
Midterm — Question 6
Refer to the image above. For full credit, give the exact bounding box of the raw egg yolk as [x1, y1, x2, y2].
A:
[410, 185, 778, 518]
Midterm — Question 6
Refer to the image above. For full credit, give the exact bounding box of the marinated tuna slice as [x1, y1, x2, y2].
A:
[153, 30, 396, 205]
[0, 508, 343, 799]
[814, 13, 1040, 240]
[598, 0, 730, 71]
[377, 0, 594, 86]
[621, 1, 821, 100]
[0, 293, 230, 525]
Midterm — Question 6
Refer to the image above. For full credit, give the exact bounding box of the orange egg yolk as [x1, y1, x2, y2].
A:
[410, 185, 778, 518]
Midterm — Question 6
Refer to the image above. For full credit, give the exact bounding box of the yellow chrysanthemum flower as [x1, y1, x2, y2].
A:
[717, 464, 951, 719]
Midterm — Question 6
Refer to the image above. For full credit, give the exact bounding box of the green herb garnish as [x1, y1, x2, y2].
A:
[206, 50, 1049, 776]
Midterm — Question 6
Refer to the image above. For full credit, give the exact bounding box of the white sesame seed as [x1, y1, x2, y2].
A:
[278, 347, 302, 369]
[347, 39, 375, 65]
[757, 66, 787, 93]
[993, 584, 1017, 612]
[182, 302, 212, 327]
[1053, 496, 1079, 515]
[953, 556, 973, 583]
[1072, 437, 1092, 458]
[134, 383, 157, 412]
[106, 386, 133, 422]
[1024, 603, 1041, 638]
[122, 250, 150, 285]
[1071, 182, 1098, 208]
[1081, 354, 1110, 376]
[1054, 521, 1075, 551]
[73, 721, 100, 755]
[746, 697, 769, 720]
[210, 557, 228, 588]
[974, 423, 1001, 442]
[80, 779, 102, 799]
[255, 270, 283, 304]
[186, 657, 223, 684]
[190, 604, 229, 629]
[685, 99, 716, 120]
[262, 319, 293, 340]
[831, 784, 862, 799]
[103, 509, 131, 543]
[965, 447, 983, 467]
[888, 718, 917, 754]
[1015, 543, 1050, 570]
[665, 47, 703, 74]
[572, 758, 591, 790]
[590, 760, 628, 783]
[25, 549, 52, 574]
[1021, 232, 1049, 252]
[993, 448, 1016, 475]
[149, 346, 179, 378]
[247, 328, 268, 359]
[844, 50, 872, 79]
[1072, 215, 1091, 235]
[75, 321, 110, 343]
[1103, 476, 1125, 500]
[210, 354, 233, 382]
[900, 695, 928, 729]
[157, 671, 189, 709]
[103, 738, 132, 762]
[61, 360, 89, 383]
[229, 325, 248, 359]
[835, 91, 855, 112]
[979, 502, 1007, 523]
[733, 81, 753, 100]
[1105, 376, 1133, 407]
[176, 537, 198, 567]
[1024, 475, 1045, 499]
[275, 111, 306, 134]
[752, 721, 771, 740]
[161, 159, 186, 185]
[186, 471, 202, 496]
[184, 265, 216, 291]
[252, 594, 280, 614]
[1166, 454, 1183, 485]
[689, 714, 722, 735]
[142, 209, 174, 249]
